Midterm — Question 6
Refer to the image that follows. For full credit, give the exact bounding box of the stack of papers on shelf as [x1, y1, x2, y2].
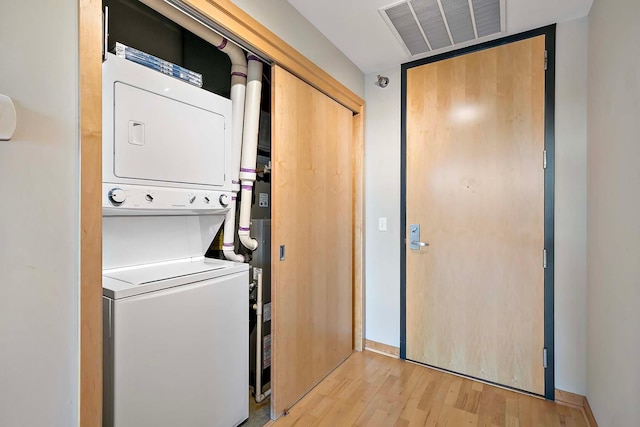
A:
[114, 42, 203, 87]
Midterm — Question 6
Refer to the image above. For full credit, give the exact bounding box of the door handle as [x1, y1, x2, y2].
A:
[409, 224, 429, 250]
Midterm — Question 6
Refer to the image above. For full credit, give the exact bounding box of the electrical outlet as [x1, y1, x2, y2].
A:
[259, 193, 269, 207]
[378, 217, 387, 232]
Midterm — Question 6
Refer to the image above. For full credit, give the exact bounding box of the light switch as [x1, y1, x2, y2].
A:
[0, 94, 17, 141]
[378, 217, 387, 232]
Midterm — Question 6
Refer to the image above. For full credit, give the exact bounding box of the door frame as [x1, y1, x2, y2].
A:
[78, 0, 366, 425]
[399, 25, 556, 400]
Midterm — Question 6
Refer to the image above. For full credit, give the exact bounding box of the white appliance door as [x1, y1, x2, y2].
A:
[108, 271, 248, 427]
[113, 82, 226, 186]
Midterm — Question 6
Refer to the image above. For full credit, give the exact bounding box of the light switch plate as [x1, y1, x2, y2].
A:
[0, 94, 17, 141]
[378, 217, 387, 232]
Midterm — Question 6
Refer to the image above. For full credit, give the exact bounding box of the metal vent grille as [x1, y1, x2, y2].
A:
[412, 0, 451, 50]
[441, 0, 475, 44]
[380, 0, 504, 56]
[384, 3, 430, 55]
[472, 0, 502, 38]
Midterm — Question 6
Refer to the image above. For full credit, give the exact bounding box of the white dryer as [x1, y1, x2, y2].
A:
[101, 53, 248, 427]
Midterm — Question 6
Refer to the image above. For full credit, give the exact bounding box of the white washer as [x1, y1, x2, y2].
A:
[101, 53, 249, 426]
[103, 258, 248, 427]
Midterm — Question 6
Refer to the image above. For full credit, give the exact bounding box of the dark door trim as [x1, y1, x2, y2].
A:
[400, 24, 556, 400]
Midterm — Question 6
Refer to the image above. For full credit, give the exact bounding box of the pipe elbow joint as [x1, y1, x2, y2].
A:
[223, 249, 245, 263]
[238, 233, 259, 251]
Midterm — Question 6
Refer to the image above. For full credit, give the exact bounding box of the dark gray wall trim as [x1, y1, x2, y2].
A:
[542, 25, 556, 402]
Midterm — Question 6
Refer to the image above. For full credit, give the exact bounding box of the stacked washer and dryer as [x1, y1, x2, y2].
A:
[101, 53, 249, 426]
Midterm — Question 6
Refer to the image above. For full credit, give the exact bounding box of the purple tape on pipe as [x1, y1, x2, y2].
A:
[239, 227, 250, 232]
[216, 38, 228, 50]
[241, 185, 253, 191]
[231, 72, 247, 78]
[232, 180, 240, 184]
[223, 243, 234, 248]
[240, 168, 256, 173]
[247, 54, 261, 62]
[231, 197, 237, 201]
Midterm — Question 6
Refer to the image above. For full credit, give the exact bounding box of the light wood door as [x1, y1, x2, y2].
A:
[271, 66, 353, 417]
[405, 36, 546, 395]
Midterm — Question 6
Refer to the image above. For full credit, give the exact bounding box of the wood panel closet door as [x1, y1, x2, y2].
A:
[271, 66, 353, 418]
[405, 36, 546, 395]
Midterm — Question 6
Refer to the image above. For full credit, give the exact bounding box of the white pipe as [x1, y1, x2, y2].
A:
[254, 268, 271, 403]
[139, 1, 247, 70]
[257, 389, 271, 404]
[238, 55, 263, 251]
[222, 198, 244, 262]
[229, 70, 247, 194]
[223, 60, 248, 262]
[136, 1, 249, 262]
[139, 1, 220, 50]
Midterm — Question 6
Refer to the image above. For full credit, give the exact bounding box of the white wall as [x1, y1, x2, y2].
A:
[230, 0, 365, 98]
[586, 0, 640, 425]
[554, 17, 588, 395]
[0, 1, 79, 426]
[364, 19, 589, 395]
[364, 66, 402, 346]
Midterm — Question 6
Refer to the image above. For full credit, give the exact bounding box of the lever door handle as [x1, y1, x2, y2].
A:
[409, 224, 429, 250]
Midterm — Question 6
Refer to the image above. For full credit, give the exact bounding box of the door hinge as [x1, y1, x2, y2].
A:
[544, 50, 548, 70]
[543, 150, 547, 169]
[543, 348, 548, 369]
[543, 249, 548, 269]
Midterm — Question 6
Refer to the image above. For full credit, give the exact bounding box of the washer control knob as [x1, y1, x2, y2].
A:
[108, 188, 126, 205]
[204, 196, 211, 204]
[189, 195, 196, 204]
[145, 193, 154, 202]
[219, 194, 230, 207]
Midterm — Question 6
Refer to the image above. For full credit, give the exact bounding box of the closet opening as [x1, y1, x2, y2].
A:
[103, 1, 272, 425]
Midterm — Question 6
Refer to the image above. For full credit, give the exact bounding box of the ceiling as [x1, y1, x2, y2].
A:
[287, 0, 593, 73]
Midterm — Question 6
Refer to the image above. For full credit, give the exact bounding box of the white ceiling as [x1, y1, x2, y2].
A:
[287, 0, 593, 73]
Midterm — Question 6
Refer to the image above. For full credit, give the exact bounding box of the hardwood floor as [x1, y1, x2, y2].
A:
[270, 350, 589, 427]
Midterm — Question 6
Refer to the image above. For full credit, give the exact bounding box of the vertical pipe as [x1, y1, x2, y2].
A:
[254, 268, 271, 403]
[223, 53, 248, 262]
[238, 55, 263, 251]
[255, 268, 263, 397]
[222, 197, 243, 262]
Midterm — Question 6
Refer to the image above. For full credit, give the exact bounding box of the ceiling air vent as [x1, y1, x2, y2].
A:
[380, 0, 505, 56]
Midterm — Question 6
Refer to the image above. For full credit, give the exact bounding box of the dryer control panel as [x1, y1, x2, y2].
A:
[102, 183, 231, 216]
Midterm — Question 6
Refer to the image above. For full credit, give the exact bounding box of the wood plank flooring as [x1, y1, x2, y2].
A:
[270, 350, 589, 427]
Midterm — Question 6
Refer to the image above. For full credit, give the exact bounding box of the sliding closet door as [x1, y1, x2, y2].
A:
[271, 66, 353, 418]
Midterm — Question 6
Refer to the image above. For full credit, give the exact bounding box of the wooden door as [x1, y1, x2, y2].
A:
[271, 66, 353, 417]
[405, 36, 546, 395]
